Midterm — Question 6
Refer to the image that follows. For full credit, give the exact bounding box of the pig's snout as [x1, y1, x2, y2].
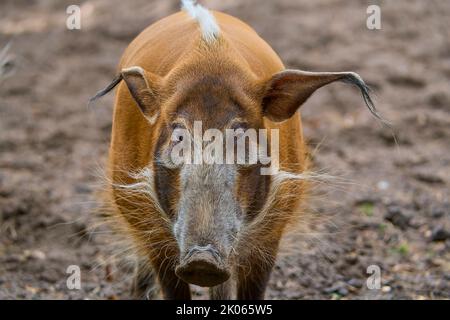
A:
[175, 245, 230, 287]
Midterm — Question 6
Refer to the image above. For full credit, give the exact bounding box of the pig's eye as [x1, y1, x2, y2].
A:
[171, 123, 186, 143]
[173, 130, 184, 143]
[171, 122, 183, 129]
[230, 121, 249, 131]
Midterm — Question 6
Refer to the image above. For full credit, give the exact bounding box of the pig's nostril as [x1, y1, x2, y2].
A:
[175, 246, 230, 287]
[186, 245, 221, 260]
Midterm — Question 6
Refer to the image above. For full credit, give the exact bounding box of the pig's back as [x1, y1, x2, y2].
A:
[119, 11, 284, 79]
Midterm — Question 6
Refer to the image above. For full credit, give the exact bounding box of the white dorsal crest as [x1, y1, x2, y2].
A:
[181, 0, 220, 43]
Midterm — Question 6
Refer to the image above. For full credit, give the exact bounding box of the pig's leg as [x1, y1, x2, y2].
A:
[152, 255, 192, 300]
[131, 257, 158, 299]
[235, 241, 279, 300]
[209, 280, 232, 300]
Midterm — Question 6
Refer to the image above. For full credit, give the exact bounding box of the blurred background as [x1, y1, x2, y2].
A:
[0, 0, 448, 299]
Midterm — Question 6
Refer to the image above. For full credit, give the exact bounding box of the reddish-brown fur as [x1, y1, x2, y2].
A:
[97, 9, 377, 300]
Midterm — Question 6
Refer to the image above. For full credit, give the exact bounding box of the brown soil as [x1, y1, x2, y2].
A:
[0, 0, 449, 299]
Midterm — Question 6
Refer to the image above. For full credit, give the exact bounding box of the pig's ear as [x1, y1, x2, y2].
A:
[89, 66, 161, 124]
[120, 66, 161, 124]
[261, 69, 382, 123]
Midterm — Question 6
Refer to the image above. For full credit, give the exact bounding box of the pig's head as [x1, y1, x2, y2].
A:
[92, 53, 379, 287]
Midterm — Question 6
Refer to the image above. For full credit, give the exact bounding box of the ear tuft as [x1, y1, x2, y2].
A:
[88, 66, 162, 125]
[340, 72, 387, 125]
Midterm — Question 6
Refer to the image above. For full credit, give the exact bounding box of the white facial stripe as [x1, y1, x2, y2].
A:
[145, 111, 159, 125]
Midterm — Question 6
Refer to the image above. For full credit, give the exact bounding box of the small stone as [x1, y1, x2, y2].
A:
[413, 171, 444, 184]
[4, 254, 25, 263]
[275, 280, 284, 290]
[75, 184, 92, 194]
[24, 250, 46, 260]
[430, 227, 450, 242]
[430, 204, 448, 218]
[381, 286, 391, 293]
[384, 205, 411, 230]
[338, 287, 349, 296]
[324, 282, 347, 294]
[347, 278, 363, 288]
[344, 253, 359, 265]
[377, 181, 389, 190]
[427, 88, 450, 109]
[25, 285, 39, 295]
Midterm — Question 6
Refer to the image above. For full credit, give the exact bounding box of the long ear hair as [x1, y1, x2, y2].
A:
[88, 67, 162, 124]
[88, 73, 123, 106]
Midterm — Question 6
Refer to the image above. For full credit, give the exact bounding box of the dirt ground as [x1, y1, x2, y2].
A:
[0, 0, 449, 299]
